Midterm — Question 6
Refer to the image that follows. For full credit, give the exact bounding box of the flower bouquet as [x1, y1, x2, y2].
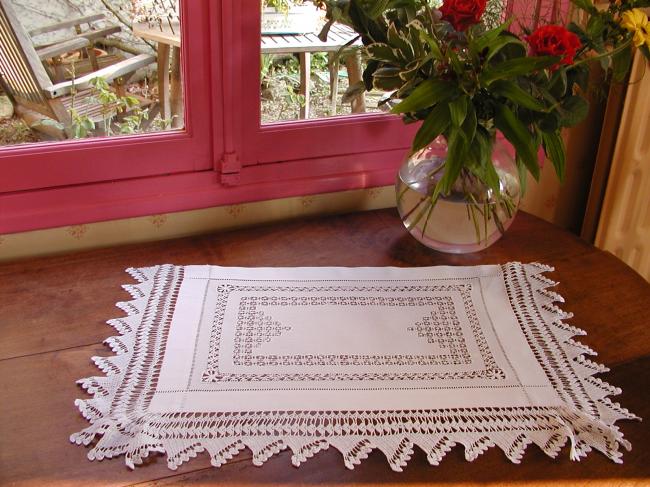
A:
[316, 0, 650, 251]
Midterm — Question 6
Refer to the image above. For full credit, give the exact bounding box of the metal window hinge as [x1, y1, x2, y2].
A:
[219, 151, 241, 186]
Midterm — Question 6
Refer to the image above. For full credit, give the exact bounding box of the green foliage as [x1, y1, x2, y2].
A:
[316, 0, 649, 195]
[260, 54, 275, 83]
[263, 0, 293, 14]
[72, 76, 150, 138]
[313, 0, 649, 243]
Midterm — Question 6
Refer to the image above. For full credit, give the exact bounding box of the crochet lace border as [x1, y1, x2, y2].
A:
[71, 263, 638, 471]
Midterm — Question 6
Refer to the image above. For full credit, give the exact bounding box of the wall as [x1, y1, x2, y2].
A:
[0, 186, 396, 261]
[0, 180, 569, 262]
[596, 53, 650, 282]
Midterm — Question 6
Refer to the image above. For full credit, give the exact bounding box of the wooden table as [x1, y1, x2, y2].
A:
[133, 21, 365, 124]
[261, 24, 365, 119]
[1, 209, 649, 486]
[133, 22, 183, 129]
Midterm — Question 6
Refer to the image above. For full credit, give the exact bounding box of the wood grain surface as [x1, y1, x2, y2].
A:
[1, 209, 649, 487]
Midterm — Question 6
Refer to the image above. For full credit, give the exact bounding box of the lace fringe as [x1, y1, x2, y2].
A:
[71, 263, 639, 472]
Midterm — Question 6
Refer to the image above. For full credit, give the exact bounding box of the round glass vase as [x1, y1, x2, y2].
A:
[396, 137, 521, 254]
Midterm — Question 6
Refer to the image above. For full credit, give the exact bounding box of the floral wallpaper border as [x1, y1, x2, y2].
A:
[0, 174, 559, 263]
[0, 187, 396, 262]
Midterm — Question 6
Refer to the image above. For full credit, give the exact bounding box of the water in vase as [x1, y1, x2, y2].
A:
[396, 156, 520, 254]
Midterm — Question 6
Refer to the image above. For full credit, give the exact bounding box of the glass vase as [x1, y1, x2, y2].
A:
[395, 137, 521, 254]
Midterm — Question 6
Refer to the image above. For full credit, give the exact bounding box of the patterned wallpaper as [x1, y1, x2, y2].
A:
[0, 180, 564, 262]
[0, 187, 396, 261]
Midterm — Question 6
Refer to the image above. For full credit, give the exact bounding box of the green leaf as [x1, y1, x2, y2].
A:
[419, 30, 443, 61]
[439, 130, 467, 194]
[411, 104, 450, 152]
[570, 0, 598, 14]
[366, 43, 400, 63]
[372, 66, 401, 77]
[586, 14, 605, 38]
[391, 78, 455, 114]
[449, 96, 468, 128]
[640, 44, 650, 61]
[483, 156, 501, 195]
[461, 102, 477, 145]
[495, 105, 540, 181]
[372, 67, 404, 90]
[363, 59, 380, 90]
[475, 127, 493, 167]
[495, 39, 528, 61]
[484, 35, 526, 62]
[480, 56, 560, 85]
[398, 60, 422, 82]
[408, 23, 426, 59]
[361, 0, 390, 18]
[470, 131, 500, 195]
[612, 45, 632, 83]
[471, 18, 514, 53]
[387, 23, 414, 60]
[548, 69, 568, 99]
[124, 96, 140, 108]
[558, 95, 589, 127]
[539, 112, 560, 132]
[541, 131, 566, 183]
[490, 80, 547, 112]
[516, 157, 528, 195]
[448, 48, 464, 75]
[373, 75, 404, 90]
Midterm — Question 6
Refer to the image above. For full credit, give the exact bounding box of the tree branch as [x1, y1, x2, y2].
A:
[98, 37, 149, 56]
[97, 0, 157, 52]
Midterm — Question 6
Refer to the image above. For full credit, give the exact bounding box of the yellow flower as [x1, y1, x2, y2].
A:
[620, 9, 650, 48]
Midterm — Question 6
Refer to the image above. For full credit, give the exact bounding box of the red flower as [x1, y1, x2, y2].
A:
[440, 0, 487, 31]
[526, 25, 582, 70]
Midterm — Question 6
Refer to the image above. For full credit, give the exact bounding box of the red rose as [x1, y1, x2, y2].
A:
[440, 0, 488, 31]
[526, 25, 582, 70]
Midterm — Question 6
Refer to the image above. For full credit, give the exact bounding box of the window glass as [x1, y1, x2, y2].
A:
[260, 0, 383, 123]
[258, 0, 512, 124]
[0, 0, 184, 147]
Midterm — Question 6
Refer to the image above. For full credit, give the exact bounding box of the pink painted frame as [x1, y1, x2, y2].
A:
[1, 1, 418, 235]
[0, 0, 218, 194]
[232, 1, 415, 167]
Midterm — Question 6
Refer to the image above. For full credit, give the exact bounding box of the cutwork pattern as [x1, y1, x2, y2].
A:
[407, 296, 470, 364]
[72, 263, 638, 472]
[203, 283, 502, 382]
[233, 295, 469, 368]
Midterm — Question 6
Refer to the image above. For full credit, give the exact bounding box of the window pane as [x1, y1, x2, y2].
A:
[260, 0, 383, 124]
[0, 0, 184, 147]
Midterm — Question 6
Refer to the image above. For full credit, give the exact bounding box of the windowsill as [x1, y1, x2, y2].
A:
[0, 186, 395, 262]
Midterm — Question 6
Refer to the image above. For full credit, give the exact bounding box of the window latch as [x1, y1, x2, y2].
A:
[219, 151, 241, 186]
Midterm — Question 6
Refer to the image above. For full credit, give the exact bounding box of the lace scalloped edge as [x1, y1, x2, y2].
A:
[71, 263, 640, 472]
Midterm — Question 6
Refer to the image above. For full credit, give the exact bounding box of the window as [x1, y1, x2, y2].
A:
[1, 1, 415, 234]
[222, 1, 413, 184]
[0, 0, 215, 192]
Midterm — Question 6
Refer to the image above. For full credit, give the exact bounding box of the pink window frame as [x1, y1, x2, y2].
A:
[223, 0, 416, 181]
[1, 1, 419, 235]
[0, 0, 218, 194]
